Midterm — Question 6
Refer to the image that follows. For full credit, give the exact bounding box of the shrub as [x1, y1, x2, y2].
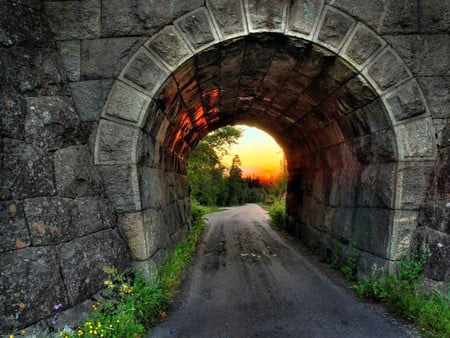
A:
[268, 202, 286, 230]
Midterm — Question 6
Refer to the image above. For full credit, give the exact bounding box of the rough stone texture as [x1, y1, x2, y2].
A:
[395, 117, 436, 159]
[0, 47, 67, 96]
[123, 50, 170, 96]
[417, 77, 450, 119]
[0, 0, 53, 48]
[81, 37, 145, 79]
[317, 8, 355, 50]
[245, 0, 287, 32]
[96, 119, 147, 164]
[1, 138, 55, 200]
[101, 0, 203, 37]
[367, 48, 410, 91]
[58, 229, 130, 305]
[418, 227, 450, 282]
[288, 0, 323, 36]
[0, 201, 30, 253]
[146, 26, 192, 70]
[57, 41, 80, 82]
[44, 0, 100, 40]
[54, 145, 101, 198]
[0, 85, 26, 139]
[175, 8, 217, 51]
[384, 79, 427, 121]
[419, 0, 450, 33]
[398, 162, 434, 210]
[70, 80, 114, 121]
[97, 165, 140, 212]
[0, 247, 67, 332]
[343, 23, 383, 66]
[327, 0, 419, 34]
[25, 96, 81, 151]
[207, 0, 246, 37]
[384, 34, 450, 76]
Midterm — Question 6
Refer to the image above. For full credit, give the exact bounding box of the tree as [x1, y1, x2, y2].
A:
[187, 126, 242, 205]
[226, 155, 246, 205]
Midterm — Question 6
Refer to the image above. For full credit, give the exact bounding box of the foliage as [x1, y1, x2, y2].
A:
[188, 126, 242, 206]
[354, 255, 450, 337]
[58, 207, 207, 338]
[268, 200, 286, 230]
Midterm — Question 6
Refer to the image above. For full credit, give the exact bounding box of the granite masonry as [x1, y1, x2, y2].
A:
[0, 0, 448, 331]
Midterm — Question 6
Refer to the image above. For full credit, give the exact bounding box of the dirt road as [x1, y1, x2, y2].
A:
[149, 204, 415, 337]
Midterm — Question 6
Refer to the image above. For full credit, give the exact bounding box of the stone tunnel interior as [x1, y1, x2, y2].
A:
[109, 33, 401, 275]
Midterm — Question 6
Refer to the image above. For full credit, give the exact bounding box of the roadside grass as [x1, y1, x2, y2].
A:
[264, 205, 449, 338]
[353, 257, 450, 337]
[55, 202, 206, 338]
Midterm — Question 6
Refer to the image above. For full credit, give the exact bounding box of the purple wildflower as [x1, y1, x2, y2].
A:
[54, 302, 63, 310]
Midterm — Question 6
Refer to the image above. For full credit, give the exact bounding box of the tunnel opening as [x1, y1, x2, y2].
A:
[95, 26, 435, 278]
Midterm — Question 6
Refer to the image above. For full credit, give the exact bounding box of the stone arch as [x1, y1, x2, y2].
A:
[94, 1, 437, 274]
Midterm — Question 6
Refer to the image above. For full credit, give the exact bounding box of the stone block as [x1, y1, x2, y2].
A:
[1, 139, 55, 200]
[119, 209, 168, 261]
[337, 74, 378, 113]
[73, 196, 115, 233]
[81, 37, 144, 79]
[132, 258, 158, 284]
[356, 251, 391, 279]
[175, 7, 218, 51]
[25, 96, 81, 151]
[139, 167, 168, 210]
[244, 0, 287, 32]
[57, 40, 80, 82]
[418, 227, 450, 282]
[287, 0, 323, 36]
[397, 161, 434, 210]
[343, 23, 384, 67]
[0, 86, 26, 139]
[44, 0, 100, 40]
[0, 201, 30, 253]
[54, 145, 101, 198]
[70, 79, 114, 122]
[390, 210, 419, 260]
[0, 247, 67, 332]
[97, 165, 141, 212]
[353, 207, 392, 258]
[101, 0, 203, 37]
[366, 48, 410, 92]
[417, 77, 450, 119]
[95, 119, 147, 165]
[102, 81, 152, 125]
[23, 197, 74, 245]
[357, 163, 396, 209]
[419, 0, 450, 33]
[145, 26, 193, 70]
[384, 79, 427, 121]
[0, 1, 51, 47]
[327, 0, 419, 34]
[395, 117, 436, 159]
[316, 7, 355, 51]
[0, 47, 66, 95]
[58, 229, 130, 305]
[123, 49, 170, 97]
[207, 0, 246, 38]
[385, 34, 450, 76]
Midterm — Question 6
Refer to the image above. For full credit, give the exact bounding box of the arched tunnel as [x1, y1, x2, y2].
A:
[95, 27, 432, 277]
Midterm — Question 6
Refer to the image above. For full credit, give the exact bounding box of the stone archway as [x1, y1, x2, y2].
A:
[94, 2, 436, 275]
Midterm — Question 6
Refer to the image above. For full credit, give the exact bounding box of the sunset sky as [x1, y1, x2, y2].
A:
[222, 125, 285, 182]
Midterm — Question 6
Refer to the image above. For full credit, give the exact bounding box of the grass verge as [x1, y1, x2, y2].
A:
[55, 204, 206, 338]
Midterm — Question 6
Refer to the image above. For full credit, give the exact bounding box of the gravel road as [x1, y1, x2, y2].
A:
[149, 204, 417, 338]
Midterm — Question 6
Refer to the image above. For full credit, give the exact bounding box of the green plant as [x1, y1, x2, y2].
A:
[58, 209, 207, 338]
[268, 201, 286, 230]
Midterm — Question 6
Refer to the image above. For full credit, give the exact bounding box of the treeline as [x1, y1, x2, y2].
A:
[188, 127, 286, 206]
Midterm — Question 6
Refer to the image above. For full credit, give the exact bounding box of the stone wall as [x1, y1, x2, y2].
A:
[0, 0, 448, 333]
[0, 0, 131, 331]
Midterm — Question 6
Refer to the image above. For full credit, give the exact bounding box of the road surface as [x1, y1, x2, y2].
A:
[149, 204, 416, 337]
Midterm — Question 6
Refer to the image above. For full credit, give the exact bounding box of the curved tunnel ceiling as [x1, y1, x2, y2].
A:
[133, 33, 395, 169]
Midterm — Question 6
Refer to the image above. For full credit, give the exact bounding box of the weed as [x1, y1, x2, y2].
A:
[268, 201, 286, 230]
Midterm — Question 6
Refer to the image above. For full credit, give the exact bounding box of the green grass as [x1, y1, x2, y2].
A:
[57, 203, 207, 338]
[267, 201, 286, 230]
[354, 259, 450, 337]
[201, 205, 225, 214]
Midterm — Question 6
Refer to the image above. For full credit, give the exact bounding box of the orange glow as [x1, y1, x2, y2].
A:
[222, 126, 284, 182]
